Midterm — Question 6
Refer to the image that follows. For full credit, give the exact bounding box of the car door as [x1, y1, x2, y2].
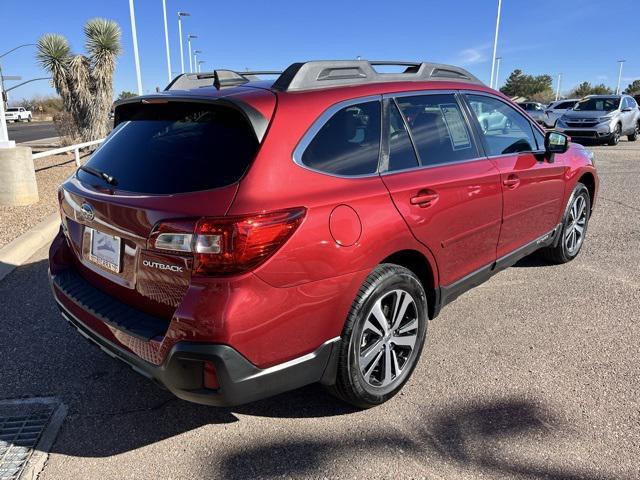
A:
[621, 98, 634, 134]
[463, 93, 566, 259]
[379, 92, 502, 287]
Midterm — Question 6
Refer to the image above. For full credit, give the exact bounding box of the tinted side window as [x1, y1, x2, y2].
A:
[387, 101, 419, 171]
[301, 101, 381, 176]
[395, 94, 477, 166]
[557, 101, 576, 110]
[466, 94, 537, 156]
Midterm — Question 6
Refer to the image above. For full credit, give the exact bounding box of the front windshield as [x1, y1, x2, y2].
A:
[574, 97, 620, 111]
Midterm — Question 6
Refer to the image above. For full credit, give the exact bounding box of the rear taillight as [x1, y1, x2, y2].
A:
[149, 207, 305, 276]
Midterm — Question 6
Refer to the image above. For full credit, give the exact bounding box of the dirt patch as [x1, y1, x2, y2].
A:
[0, 153, 77, 249]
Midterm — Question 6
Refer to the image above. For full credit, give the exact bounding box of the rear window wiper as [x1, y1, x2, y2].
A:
[79, 165, 118, 186]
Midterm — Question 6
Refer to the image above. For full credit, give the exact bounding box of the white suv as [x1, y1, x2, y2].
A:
[556, 95, 640, 145]
[5, 107, 32, 122]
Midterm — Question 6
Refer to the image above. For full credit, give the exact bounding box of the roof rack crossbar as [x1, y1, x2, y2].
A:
[271, 60, 483, 92]
[165, 69, 283, 91]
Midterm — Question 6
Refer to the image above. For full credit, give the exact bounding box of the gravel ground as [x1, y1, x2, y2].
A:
[0, 139, 638, 479]
[0, 153, 76, 249]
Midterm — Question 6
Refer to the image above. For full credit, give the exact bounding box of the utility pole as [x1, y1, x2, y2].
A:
[489, 0, 502, 89]
[128, 0, 143, 95]
[555, 73, 562, 101]
[161, 0, 172, 83]
[494, 56, 502, 90]
[616, 60, 625, 95]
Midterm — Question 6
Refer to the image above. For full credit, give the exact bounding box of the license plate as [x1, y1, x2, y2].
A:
[88, 228, 121, 273]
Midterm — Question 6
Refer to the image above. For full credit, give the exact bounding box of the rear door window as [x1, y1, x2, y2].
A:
[300, 100, 381, 176]
[77, 102, 259, 194]
[394, 94, 477, 167]
[387, 101, 419, 171]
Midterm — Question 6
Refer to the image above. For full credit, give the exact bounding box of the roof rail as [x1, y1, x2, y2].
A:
[165, 70, 282, 91]
[271, 60, 483, 92]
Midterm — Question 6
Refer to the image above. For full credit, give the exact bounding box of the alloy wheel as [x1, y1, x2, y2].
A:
[613, 124, 621, 144]
[357, 289, 419, 388]
[565, 194, 588, 255]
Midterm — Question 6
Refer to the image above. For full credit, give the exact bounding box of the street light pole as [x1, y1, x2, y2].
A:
[193, 50, 202, 73]
[177, 12, 190, 74]
[616, 60, 625, 95]
[489, 0, 502, 89]
[187, 35, 197, 73]
[0, 43, 35, 148]
[161, 0, 172, 83]
[198, 60, 205, 73]
[494, 56, 502, 90]
[128, 0, 143, 95]
[555, 73, 562, 101]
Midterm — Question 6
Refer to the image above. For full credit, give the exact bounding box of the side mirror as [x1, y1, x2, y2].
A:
[545, 131, 569, 154]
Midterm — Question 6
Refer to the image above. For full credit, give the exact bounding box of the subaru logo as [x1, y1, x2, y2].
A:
[80, 203, 95, 222]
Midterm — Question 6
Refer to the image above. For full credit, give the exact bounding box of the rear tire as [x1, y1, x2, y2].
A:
[628, 122, 639, 141]
[27, 115, 32, 123]
[541, 183, 591, 264]
[326, 264, 428, 408]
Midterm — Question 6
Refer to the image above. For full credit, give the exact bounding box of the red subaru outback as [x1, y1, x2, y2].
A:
[49, 61, 598, 408]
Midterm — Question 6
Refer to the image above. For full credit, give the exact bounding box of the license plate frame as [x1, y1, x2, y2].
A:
[88, 228, 122, 273]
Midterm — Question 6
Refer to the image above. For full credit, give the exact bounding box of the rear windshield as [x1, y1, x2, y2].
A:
[7, 108, 18, 112]
[77, 102, 258, 194]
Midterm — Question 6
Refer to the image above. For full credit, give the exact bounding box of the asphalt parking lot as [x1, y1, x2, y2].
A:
[0, 140, 638, 479]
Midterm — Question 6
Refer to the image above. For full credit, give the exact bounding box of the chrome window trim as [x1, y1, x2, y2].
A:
[379, 155, 493, 177]
[291, 95, 383, 179]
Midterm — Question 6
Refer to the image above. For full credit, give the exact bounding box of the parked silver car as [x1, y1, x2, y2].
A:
[555, 95, 640, 145]
[518, 102, 546, 124]
[543, 99, 578, 128]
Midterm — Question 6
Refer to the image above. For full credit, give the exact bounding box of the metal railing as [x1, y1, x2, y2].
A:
[32, 138, 104, 167]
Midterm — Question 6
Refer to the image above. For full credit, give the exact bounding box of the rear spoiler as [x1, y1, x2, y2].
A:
[112, 95, 270, 142]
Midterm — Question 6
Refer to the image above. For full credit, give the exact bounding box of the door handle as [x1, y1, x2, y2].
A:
[410, 190, 439, 208]
[503, 174, 520, 189]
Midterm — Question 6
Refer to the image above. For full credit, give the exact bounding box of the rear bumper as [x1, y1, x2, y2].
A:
[53, 287, 339, 406]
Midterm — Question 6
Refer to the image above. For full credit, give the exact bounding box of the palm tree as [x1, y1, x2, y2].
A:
[37, 19, 121, 143]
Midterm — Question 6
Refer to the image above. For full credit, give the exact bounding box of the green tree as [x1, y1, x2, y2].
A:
[117, 90, 137, 101]
[499, 69, 553, 99]
[569, 82, 614, 98]
[624, 79, 640, 95]
[36, 18, 121, 143]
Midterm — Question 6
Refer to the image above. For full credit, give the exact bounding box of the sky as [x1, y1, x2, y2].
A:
[1, 0, 639, 102]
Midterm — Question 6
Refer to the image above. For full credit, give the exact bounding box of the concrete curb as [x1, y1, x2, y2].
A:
[0, 212, 59, 282]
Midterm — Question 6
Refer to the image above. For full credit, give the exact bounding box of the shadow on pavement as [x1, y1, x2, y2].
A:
[0, 258, 620, 478]
[216, 398, 618, 480]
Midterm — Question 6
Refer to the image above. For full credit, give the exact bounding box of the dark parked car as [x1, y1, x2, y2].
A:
[518, 101, 546, 124]
[50, 60, 599, 408]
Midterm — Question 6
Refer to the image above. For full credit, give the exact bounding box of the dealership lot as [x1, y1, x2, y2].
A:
[0, 140, 638, 479]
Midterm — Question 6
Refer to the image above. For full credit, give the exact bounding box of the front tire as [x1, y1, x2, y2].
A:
[327, 264, 428, 408]
[27, 115, 32, 123]
[541, 183, 591, 264]
[608, 123, 621, 145]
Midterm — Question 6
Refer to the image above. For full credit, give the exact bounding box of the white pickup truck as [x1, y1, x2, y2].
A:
[5, 107, 32, 122]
